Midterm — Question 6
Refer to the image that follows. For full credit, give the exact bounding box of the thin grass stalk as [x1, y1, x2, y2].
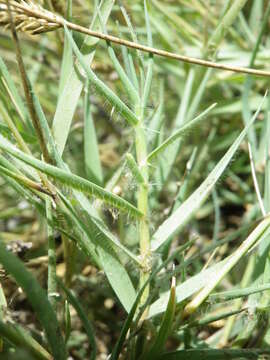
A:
[46, 198, 57, 311]
[135, 104, 151, 319]
[5, 0, 50, 164]
[1, 1, 270, 77]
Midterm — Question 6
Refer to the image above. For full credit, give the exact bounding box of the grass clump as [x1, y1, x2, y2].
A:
[0, 1, 270, 359]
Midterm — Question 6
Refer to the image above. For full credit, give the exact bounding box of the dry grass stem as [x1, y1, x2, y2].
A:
[1, 0, 270, 77]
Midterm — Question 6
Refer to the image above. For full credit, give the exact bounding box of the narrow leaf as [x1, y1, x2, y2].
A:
[0, 321, 51, 360]
[53, 0, 115, 155]
[84, 82, 103, 185]
[0, 135, 143, 218]
[144, 275, 176, 359]
[58, 280, 96, 360]
[151, 95, 265, 251]
[64, 25, 139, 127]
[0, 242, 66, 359]
[147, 103, 216, 162]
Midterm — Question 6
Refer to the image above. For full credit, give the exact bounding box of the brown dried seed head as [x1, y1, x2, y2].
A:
[0, 0, 61, 34]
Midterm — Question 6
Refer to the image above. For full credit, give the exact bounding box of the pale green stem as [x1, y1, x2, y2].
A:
[46, 197, 57, 311]
[135, 105, 150, 318]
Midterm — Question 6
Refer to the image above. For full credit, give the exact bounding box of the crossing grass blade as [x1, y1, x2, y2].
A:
[151, 95, 266, 251]
[52, 0, 115, 155]
[58, 279, 96, 360]
[147, 103, 216, 162]
[0, 321, 52, 360]
[209, 283, 270, 303]
[142, 275, 176, 359]
[0, 134, 143, 218]
[63, 25, 139, 127]
[157, 348, 270, 360]
[0, 242, 66, 359]
[0, 55, 31, 130]
[84, 81, 103, 185]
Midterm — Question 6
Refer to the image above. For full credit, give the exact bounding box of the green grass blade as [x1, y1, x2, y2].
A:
[151, 95, 265, 251]
[142, 0, 153, 111]
[264, 98, 270, 213]
[0, 242, 66, 359]
[184, 216, 270, 316]
[58, 0, 73, 96]
[210, 283, 270, 302]
[97, 10, 139, 106]
[111, 241, 193, 359]
[148, 259, 227, 319]
[63, 25, 139, 127]
[98, 247, 137, 313]
[58, 191, 140, 265]
[58, 279, 96, 360]
[0, 135, 143, 218]
[0, 56, 31, 130]
[147, 85, 164, 150]
[84, 81, 103, 185]
[52, 0, 115, 155]
[126, 152, 146, 185]
[154, 69, 194, 186]
[0, 321, 51, 360]
[183, 307, 247, 330]
[242, 1, 270, 154]
[147, 103, 216, 162]
[58, 193, 140, 314]
[157, 348, 270, 360]
[143, 276, 176, 359]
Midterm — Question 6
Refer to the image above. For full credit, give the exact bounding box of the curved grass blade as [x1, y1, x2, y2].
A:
[151, 95, 266, 251]
[97, 9, 139, 106]
[182, 307, 247, 330]
[53, 0, 115, 155]
[142, 275, 176, 360]
[58, 193, 139, 312]
[147, 103, 216, 162]
[0, 135, 143, 218]
[0, 164, 50, 195]
[58, 279, 96, 360]
[0, 55, 31, 130]
[142, 0, 153, 111]
[58, 0, 73, 96]
[209, 283, 270, 303]
[98, 247, 137, 313]
[157, 348, 270, 360]
[184, 216, 270, 316]
[0, 242, 66, 359]
[111, 241, 194, 360]
[241, 0, 270, 153]
[0, 321, 51, 360]
[58, 191, 140, 265]
[148, 259, 227, 319]
[154, 69, 194, 186]
[63, 25, 139, 127]
[84, 80, 103, 185]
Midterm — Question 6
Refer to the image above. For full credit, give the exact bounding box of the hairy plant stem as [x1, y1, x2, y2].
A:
[46, 197, 57, 312]
[135, 104, 150, 319]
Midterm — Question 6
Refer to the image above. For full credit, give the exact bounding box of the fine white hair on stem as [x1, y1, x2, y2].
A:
[248, 142, 266, 217]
